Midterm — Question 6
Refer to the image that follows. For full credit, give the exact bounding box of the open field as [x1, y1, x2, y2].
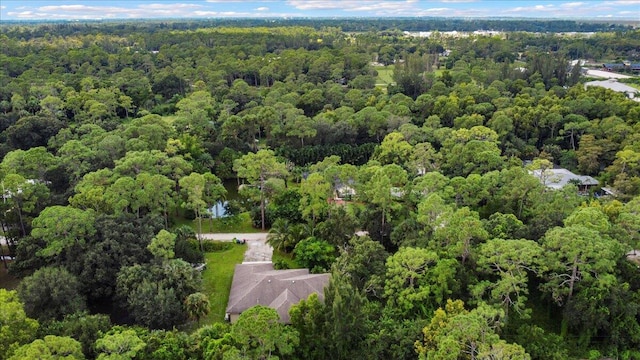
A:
[374, 65, 395, 87]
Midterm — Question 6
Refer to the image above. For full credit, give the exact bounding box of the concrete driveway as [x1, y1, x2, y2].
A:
[200, 233, 272, 263]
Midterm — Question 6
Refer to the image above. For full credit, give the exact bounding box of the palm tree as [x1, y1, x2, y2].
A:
[185, 292, 210, 325]
[267, 218, 295, 253]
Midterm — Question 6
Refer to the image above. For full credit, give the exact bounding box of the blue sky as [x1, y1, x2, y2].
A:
[0, 1, 638, 20]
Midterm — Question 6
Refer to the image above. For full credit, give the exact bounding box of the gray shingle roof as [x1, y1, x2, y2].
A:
[531, 168, 599, 189]
[585, 79, 638, 95]
[226, 263, 330, 323]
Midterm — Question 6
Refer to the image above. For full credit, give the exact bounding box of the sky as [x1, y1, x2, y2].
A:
[0, 0, 638, 21]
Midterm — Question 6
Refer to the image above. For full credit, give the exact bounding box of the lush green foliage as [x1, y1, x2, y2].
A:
[1, 17, 639, 360]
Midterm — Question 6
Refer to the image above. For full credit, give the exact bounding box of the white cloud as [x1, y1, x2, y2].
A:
[502, 4, 555, 13]
[287, 0, 494, 16]
[0, 6, 5, 10]
[3, 0, 637, 20]
[139, 3, 201, 10]
[7, 3, 210, 19]
[560, 2, 585, 8]
[287, 0, 414, 11]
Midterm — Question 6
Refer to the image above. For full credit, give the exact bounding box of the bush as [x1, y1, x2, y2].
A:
[175, 239, 204, 263]
[273, 259, 290, 270]
[201, 241, 232, 253]
[293, 237, 336, 273]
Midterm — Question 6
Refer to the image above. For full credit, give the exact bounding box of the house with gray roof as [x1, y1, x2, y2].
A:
[585, 79, 638, 101]
[530, 168, 599, 195]
[226, 263, 330, 323]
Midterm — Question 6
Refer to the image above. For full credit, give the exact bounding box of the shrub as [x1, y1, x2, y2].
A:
[201, 241, 232, 253]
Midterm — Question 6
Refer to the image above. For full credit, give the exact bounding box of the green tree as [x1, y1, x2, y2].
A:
[384, 247, 457, 318]
[9, 335, 84, 360]
[178, 172, 206, 249]
[1, 173, 50, 238]
[17, 267, 87, 322]
[116, 260, 200, 329]
[184, 292, 210, 325]
[104, 177, 140, 216]
[433, 207, 488, 264]
[95, 329, 146, 360]
[0, 289, 39, 360]
[288, 293, 327, 360]
[333, 235, 388, 298]
[372, 132, 413, 169]
[233, 150, 288, 230]
[540, 224, 620, 305]
[124, 280, 185, 330]
[299, 172, 331, 226]
[31, 206, 95, 258]
[415, 299, 530, 360]
[135, 173, 175, 228]
[0, 147, 57, 181]
[576, 134, 603, 175]
[267, 218, 300, 253]
[322, 274, 371, 359]
[231, 305, 299, 360]
[148, 229, 176, 260]
[294, 237, 336, 273]
[483, 213, 526, 239]
[474, 238, 543, 318]
[42, 313, 112, 359]
[361, 164, 408, 233]
[440, 126, 504, 177]
[410, 142, 441, 176]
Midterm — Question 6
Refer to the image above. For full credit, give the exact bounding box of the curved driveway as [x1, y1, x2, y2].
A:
[200, 233, 272, 263]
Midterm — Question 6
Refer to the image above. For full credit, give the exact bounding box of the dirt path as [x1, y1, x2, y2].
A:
[200, 233, 272, 263]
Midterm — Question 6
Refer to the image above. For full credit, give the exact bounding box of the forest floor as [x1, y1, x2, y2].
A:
[0, 262, 18, 290]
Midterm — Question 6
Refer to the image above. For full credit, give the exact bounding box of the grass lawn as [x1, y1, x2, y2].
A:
[623, 82, 640, 91]
[200, 243, 247, 324]
[173, 212, 264, 233]
[375, 65, 395, 86]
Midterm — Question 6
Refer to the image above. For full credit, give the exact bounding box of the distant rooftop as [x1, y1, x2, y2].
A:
[531, 168, 599, 190]
[585, 79, 638, 99]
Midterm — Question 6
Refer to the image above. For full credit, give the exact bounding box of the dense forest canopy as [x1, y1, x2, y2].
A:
[1, 18, 639, 360]
[0, 17, 634, 37]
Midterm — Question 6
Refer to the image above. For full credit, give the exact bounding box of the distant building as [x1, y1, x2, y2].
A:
[530, 168, 599, 195]
[585, 79, 638, 100]
[602, 63, 640, 72]
[602, 63, 625, 71]
[334, 182, 356, 200]
[226, 263, 330, 323]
